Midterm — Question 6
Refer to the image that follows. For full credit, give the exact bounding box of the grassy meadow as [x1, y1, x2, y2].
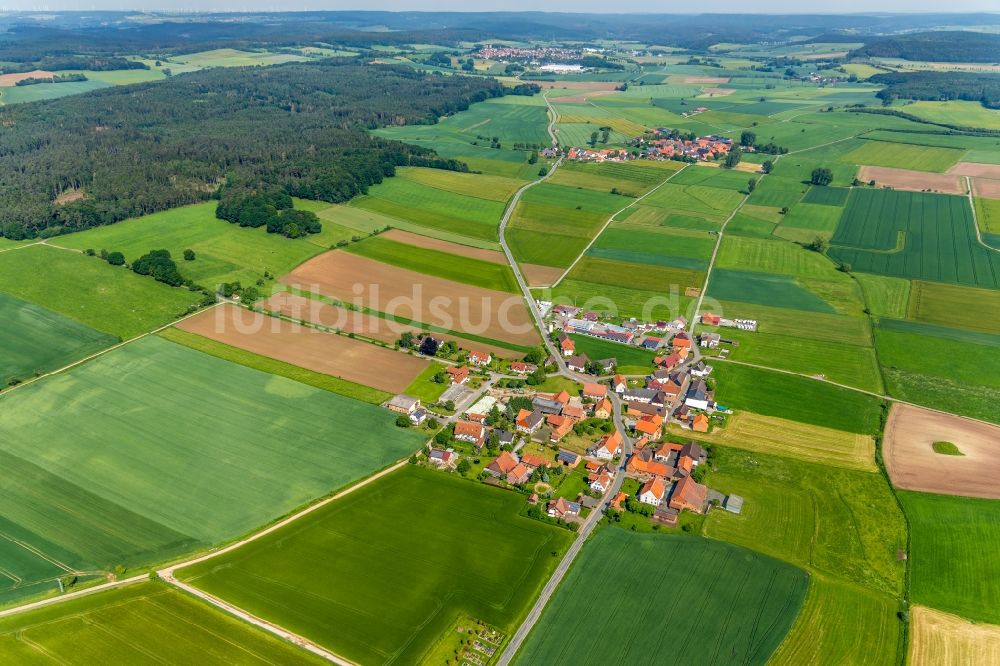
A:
[179, 466, 573, 665]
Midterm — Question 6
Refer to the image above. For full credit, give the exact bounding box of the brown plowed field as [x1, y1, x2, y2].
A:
[883, 403, 1000, 499]
[858, 166, 965, 194]
[0, 69, 53, 86]
[971, 177, 1000, 200]
[668, 75, 731, 84]
[948, 162, 1000, 179]
[262, 292, 522, 359]
[540, 81, 619, 91]
[177, 304, 429, 393]
[701, 87, 735, 96]
[553, 90, 618, 104]
[911, 606, 1000, 666]
[279, 251, 540, 347]
[523, 263, 565, 287]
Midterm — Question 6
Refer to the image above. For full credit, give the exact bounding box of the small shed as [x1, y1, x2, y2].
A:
[724, 494, 744, 514]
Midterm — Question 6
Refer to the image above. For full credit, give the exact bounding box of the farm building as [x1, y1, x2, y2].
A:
[724, 495, 744, 514]
[387, 395, 421, 415]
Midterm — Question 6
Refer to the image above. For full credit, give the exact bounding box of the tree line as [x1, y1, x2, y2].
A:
[0, 60, 509, 241]
[851, 31, 1000, 64]
[871, 71, 1000, 110]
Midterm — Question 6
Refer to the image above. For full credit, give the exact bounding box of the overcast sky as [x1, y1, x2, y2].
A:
[6, 2, 1000, 13]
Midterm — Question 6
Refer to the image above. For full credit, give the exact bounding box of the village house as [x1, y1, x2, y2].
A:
[701, 312, 721, 326]
[447, 366, 470, 385]
[595, 358, 616, 374]
[557, 332, 575, 356]
[510, 361, 537, 375]
[700, 332, 721, 349]
[387, 394, 420, 415]
[516, 408, 545, 434]
[669, 475, 708, 513]
[690, 361, 712, 378]
[634, 414, 664, 440]
[685, 379, 711, 410]
[639, 477, 667, 506]
[672, 332, 692, 351]
[563, 404, 586, 422]
[427, 447, 457, 469]
[582, 382, 608, 400]
[641, 337, 661, 350]
[681, 442, 707, 466]
[627, 401, 667, 419]
[486, 451, 519, 479]
[454, 420, 487, 448]
[556, 450, 581, 467]
[589, 467, 615, 494]
[589, 430, 622, 460]
[626, 455, 671, 482]
[409, 407, 428, 425]
[496, 429, 516, 449]
[612, 374, 627, 394]
[654, 441, 683, 464]
[547, 414, 574, 442]
[521, 453, 549, 469]
[692, 413, 709, 433]
[532, 394, 565, 415]
[567, 354, 590, 373]
[506, 462, 532, 485]
[611, 491, 627, 511]
[467, 350, 492, 366]
[547, 497, 580, 520]
[593, 397, 613, 420]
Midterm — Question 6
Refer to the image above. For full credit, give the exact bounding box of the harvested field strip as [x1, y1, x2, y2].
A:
[318, 204, 500, 250]
[884, 403, 1000, 500]
[769, 576, 900, 666]
[345, 236, 520, 293]
[679, 411, 876, 472]
[515, 530, 807, 666]
[901, 491, 1000, 625]
[180, 466, 573, 665]
[0, 292, 116, 386]
[0, 583, 323, 664]
[857, 166, 965, 195]
[176, 304, 428, 393]
[280, 251, 540, 347]
[263, 291, 526, 358]
[0, 336, 424, 605]
[907, 279, 1000, 335]
[910, 605, 1000, 666]
[949, 162, 1000, 179]
[160, 327, 390, 404]
[379, 229, 507, 264]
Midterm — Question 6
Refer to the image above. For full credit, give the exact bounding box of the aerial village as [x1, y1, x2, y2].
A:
[541, 128, 739, 163]
[384, 305, 747, 532]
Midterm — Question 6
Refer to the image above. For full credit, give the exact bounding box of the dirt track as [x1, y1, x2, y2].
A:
[280, 251, 540, 347]
[263, 292, 522, 359]
[177, 304, 429, 393]
[883, 403, 1000, 499]
[911, 606, 1000, 666]
[858, 166, 965, 195]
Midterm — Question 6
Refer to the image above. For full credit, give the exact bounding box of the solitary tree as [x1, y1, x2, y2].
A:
[740, 130, 756, 147]
[724, 147, 742, 169]
[106, 251, 125, 266]
[183, 248, 196, 261]
[747, 178, 757, 193]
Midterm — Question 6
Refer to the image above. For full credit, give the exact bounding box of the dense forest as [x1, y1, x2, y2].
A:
[851, 31, 1000, 64]
[871, 71, 1000, 110]
[0, 60, 509, 240]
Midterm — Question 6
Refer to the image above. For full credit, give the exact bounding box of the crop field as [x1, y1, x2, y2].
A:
[907, 279, 1000, 334]
[801, 185, 850, 206]
[910, 606, 1000, 666]
[566, 255, 705, 295]
[975, 197, 1000, 234]
[856, 166, 965, 195]
[587, 226, 714, 270]
[177, 305, 430, 393]
[829, 188, 1000, 288]
[883, 366, 1000, 426]
[51, 202, 340, 287]
[320, 203, 500, 251]
[884, 403, 1000, 500]
[874, 321, 1000, 391]
[711, 327, 882, 392]
[856, 274, 911, 318]
[748, 175, 808, 208]
[0, 245, 200, 339]
[548, 278, 696, 322]
[0, 292, 116, 386]
[703, 447, 905, 598]
[839, 140, 964, 172]
[900, 490, 1000, 625]
[0, 79, 110, 105]
[351, 175, 506, 242]
[668, 163, 756, 190]
[714, 300, 872, 346]
[708, 269, 837, 313]
[179, 466, 573, 665]
[0, 583, 321, 664]
[716, 235, 845, 278]
[902, 100, 1000, 131]
[515, 529, 807, 666]
[568, 334, 655, 373]
[770, 576, 901, 666]
[679, 411, 875, 471]
[642, 182, 746, 222]
[710, 362, 883, 434]
[0, 336, 423, 605]
[281, 252, 540, 347]
[775, 203, 845, 243]
[548, 159, 681, 196]
[345, 236, 519, 293]
[396, 166, 522, 202]
[172, 48, 309, 68]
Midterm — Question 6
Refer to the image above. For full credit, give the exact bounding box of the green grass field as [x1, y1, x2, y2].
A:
[901, 100, 1000, 131]
[587, 225, 714, 270]
[0, 79, 111, 105]
[900, 491, 1000, 624]
[830, 188, 1000, 289]
[907, 279, 1000, 335]
[547, 277, 696, 322]
[569, 334, 656, 373]
[856, 273, 911, 318]
[515, 529, 808, 665]
[403, 362, 449, 404]
[51, 202, 343, 287]
[345, 236, 519, 292]
[839, 140, 963, 172]
[179, 466, 574, 665]
[0, 336, 423, 605]
[975, 197, 1000, 235]
[0, 582, 322, 663]
[709, 269, 837, 313]
[0, 292, 116, 386]
[710, 362, 884, 434]
[0, 245, 200, 339]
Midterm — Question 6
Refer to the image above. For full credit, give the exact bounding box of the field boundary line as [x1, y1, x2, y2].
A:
[550, 162, 691, 288]
[0, 301, 224, 400]
[965, 176, 1000, 253]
